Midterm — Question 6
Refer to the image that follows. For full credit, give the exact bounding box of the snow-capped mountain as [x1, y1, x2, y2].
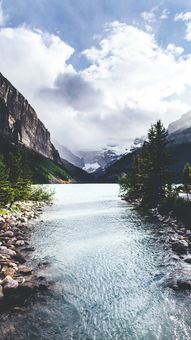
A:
[77, 139, 145, 173]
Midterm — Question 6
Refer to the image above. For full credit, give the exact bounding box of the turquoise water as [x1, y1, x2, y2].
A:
[1, 184, 191, 340]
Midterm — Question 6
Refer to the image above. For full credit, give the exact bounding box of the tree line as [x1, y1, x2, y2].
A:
[119, 121, 191, 225]
[0, 151, 53, 208]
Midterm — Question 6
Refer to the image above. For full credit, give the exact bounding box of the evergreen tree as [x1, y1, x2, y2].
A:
[120, 120, 170, 208]
[142, 120, 169, 207]
[0, 155, 14, 207]
[183, 163, 191, 200]
[8, 151, 32, 201]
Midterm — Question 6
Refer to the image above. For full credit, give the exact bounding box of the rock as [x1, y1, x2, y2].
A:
[172, 240, 189, 254]
[184, 256, 191, 264]
[177, 280, 191, 290]
[158, 230, 165, 235]
[18, 265, 32, 276]
[0, 284, 4, 300]
[20, 217, 28, 224]
[0, 247, 16, 256]
[12, 252, 26, 264]
[3, 276, 19, 289]
[15, 240, 25, 246]
[3, 231, 14, 237]
[2, 266, 16, 277]
[22, 247, 35, 252]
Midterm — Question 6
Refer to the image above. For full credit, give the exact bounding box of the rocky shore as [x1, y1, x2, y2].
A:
[0, 201, 50, 311]
[149, 207, 191, 291]
[122, 196, 191, 291]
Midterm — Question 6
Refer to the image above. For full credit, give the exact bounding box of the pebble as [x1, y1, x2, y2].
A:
[0, 200, 50, 309]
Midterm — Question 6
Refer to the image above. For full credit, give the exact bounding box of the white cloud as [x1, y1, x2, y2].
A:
[174, 12, 191, 41]
[0, 22, 190, 151]
[160, 9, 170, 20]
[0, 26, 74, 99]
[167, 43, 184, 56]
[0, 0, 7, 26]
[141, 11, 156, 23]
[175, 12, 191, 22]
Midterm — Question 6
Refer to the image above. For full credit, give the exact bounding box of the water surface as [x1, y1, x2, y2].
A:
[1, 184, 191, 340]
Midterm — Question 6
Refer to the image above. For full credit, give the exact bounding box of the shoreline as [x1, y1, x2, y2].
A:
[0, 200, 51, 312]
[122, 195, 191, 291]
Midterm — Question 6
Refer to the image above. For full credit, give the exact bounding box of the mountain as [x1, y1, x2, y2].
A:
[168, 111, 191, 146]
[95, 152, 135, 183]
[61, 159, 95, 183]
[77, 145, 127, 173]
[0, 72, 91, 183]
[168, 111, 191, 135]
[0, 135, 72, 184]
[0, 72, 60, 163]
[97, 113, 191, 183]
[53, 139, 85, 168]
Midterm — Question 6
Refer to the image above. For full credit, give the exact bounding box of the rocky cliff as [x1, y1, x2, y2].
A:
[0, 72, 60, 163]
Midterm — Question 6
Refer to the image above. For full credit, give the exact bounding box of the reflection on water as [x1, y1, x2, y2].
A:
[1, 184, 191, 340]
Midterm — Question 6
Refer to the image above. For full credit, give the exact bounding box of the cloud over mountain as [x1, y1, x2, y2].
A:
[0, 12, 191, 150]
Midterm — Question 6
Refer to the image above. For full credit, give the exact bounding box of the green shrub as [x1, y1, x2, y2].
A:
[29, 186, 54, 203]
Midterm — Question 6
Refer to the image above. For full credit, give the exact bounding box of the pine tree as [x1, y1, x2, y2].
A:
[183, 163, 191, 200]
[0, 155, 14, 207]
[8, 151, 32, 201]
[142, 120, 170, 207]
[119, 120, 170, 208]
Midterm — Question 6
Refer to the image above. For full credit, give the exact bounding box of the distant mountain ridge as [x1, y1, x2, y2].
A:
[168, 111, 191, 146]
[96, 111, 191, 183]
[168, 111, 191, 134]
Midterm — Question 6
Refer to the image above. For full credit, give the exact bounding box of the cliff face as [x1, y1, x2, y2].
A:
[0, 72, 60, 163]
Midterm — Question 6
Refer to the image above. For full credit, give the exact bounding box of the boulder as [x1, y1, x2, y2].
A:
[2, 266, 16, 277]
[3, 231, 14, 237]
[0, 247, 16, 256]
[172, 240, 189, 254]
[3, 276, 19, 290]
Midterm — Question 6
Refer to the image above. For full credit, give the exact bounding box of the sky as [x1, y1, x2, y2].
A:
[1, 0, 191, 151]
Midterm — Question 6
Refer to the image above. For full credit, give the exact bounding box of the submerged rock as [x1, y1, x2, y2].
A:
[172, 240, 189, 254]
[176, 280, 191, 291]
[18, 265, 32, 276]
[184, 256, 191, 264]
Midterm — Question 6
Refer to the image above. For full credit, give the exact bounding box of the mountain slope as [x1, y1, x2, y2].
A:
[98, 112, 191, 183]
[53, 139, 84, 168]
[61, 159, 95, 183]
[168, 111, 191, 135]
[0, 72, 91, 183]
[0, 135, 72, 183]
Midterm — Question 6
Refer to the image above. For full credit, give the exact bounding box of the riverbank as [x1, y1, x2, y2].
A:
[122, 195, 191, 291]
[0, 200, 51, 311]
